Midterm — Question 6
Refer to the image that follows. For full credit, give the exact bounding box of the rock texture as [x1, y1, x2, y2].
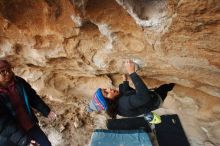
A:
[0, 0, 220, 146]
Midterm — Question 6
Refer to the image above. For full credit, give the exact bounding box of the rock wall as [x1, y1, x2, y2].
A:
[0, 0, 220, 146]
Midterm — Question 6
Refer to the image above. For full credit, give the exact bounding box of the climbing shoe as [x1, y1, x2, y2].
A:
[144, 112, 161, 124]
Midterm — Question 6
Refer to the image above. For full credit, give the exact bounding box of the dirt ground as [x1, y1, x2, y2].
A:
[37, 96, 94, 146]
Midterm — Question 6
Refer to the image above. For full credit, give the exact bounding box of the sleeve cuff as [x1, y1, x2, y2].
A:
[129, 72, 137, 78]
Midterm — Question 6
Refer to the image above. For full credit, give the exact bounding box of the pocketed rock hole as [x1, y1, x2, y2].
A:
[116, 0, 168, 29]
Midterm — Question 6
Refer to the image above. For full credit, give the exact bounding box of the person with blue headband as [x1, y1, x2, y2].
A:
[88, 60, 175, 124]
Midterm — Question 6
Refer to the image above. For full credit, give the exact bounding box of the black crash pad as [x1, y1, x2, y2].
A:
[155, 114, 190, 146]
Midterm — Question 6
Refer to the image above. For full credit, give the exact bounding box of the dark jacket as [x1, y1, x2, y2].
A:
[0, 76, 51, 146]
[0, 115, 28, 146]
[117, 72, 160, 117]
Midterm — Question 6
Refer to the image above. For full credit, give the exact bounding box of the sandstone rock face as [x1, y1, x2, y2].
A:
[0, 0, 220, 146]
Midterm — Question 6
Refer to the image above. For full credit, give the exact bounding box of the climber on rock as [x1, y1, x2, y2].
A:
[87, 59, 175, 124]
[0, 59, 56, 146]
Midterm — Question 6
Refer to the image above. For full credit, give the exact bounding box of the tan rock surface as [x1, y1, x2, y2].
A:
[0, 0, 220, 145]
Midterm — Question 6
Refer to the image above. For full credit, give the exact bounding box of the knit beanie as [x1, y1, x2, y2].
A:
[87, 88, 108, 112]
